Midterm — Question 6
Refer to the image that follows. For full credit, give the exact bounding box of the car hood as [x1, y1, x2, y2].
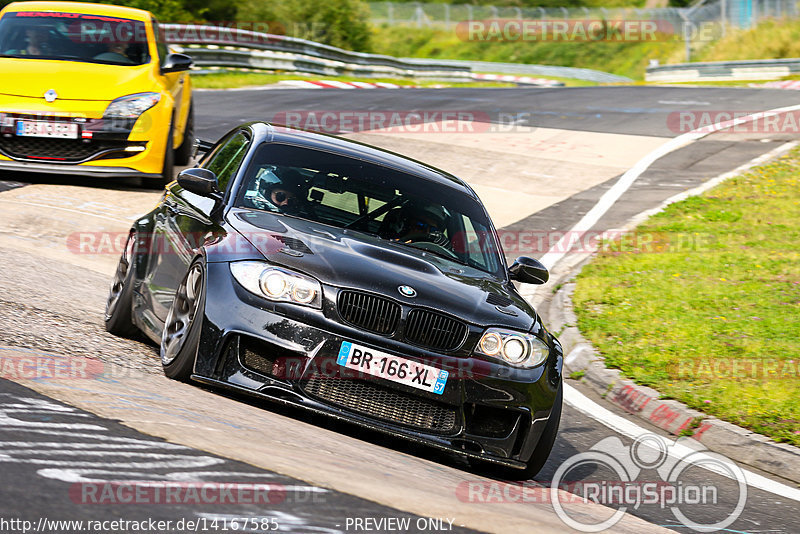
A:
[0, 58, 155, 101]
[227, 209, 536, 331]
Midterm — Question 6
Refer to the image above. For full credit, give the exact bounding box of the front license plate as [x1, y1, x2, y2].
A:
[337, 341, 448, 395]
[15, 120, 78, 139]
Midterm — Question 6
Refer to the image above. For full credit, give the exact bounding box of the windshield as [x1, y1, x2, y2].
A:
[0, 11, 150, 66]
[236, 143, 504, 277]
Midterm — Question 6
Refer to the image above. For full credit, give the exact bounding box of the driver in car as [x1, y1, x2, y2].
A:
[10, 27, 51, 55]
[394, 202, 449, 245]
[94, 41, 133, 63]
[256, 168, 308, 215]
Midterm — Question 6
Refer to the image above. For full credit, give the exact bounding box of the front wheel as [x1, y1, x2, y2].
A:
[472, 383, 562, 481]
[161, 260, 205, 381]
[174, 103, 194, 166]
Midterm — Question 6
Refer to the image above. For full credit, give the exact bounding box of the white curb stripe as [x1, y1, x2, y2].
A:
[315, 80, 357, 89]
[546, 102, 800, 501]
[564, 384, 800, 501]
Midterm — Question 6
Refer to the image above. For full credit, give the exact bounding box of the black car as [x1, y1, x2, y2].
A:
[105, 122, 563, 479]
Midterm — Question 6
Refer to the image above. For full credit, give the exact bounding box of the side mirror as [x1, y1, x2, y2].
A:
[161, 53, 193, 74]
[509, 256, 549, 285]
[177, 168, 221, 199]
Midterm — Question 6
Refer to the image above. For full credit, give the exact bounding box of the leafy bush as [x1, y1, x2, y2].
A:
[236, 0, 372, 52]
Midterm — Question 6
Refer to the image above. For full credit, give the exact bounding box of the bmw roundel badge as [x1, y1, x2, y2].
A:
[398, 285, 417, 298]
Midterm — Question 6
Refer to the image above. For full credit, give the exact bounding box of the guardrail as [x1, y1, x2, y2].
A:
[646, 58, 800, 82]
[406, 59, 632, 83]
[164, 24, 625, 83]
[164, 24, 471, 79]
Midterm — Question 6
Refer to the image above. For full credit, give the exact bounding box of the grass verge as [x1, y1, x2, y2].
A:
[572, 147, 800, 446]
[190, 71, 515, 89]
[370, 26, 684, 80]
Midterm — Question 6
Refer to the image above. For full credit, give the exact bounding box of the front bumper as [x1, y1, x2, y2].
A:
[0, 98, 171, 176]
[189, 262, 563, 469]
[0, 158, 161, 178]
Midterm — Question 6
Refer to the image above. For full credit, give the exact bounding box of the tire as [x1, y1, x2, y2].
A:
[104, 232, 139, 337]
[144, 119, 175, 190]
[160, 260, 205, 381]
[473, 383, 563, 481]
[174, 103, 194, 167]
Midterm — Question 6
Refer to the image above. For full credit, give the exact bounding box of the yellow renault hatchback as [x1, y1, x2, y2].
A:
[0, 1, 193, 187]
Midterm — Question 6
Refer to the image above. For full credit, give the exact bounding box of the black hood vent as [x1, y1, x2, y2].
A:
[487, 292, 513, 307]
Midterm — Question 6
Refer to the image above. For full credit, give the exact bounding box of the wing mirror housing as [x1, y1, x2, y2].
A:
[161, 53, 193, 74]
[509, 256, 549, 285]
[177, 168, 222, 200]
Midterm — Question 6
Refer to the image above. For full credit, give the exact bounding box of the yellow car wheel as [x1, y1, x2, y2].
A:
[175, 103, 194, 167]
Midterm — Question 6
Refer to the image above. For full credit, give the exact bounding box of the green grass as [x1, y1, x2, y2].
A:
[190, 71, 515, 89]
[370, 25, 684, 80]
[572, 148, 800, 446]
[695, 19, 800, 62]
[569, 370, 586, 380]
[363, 17, 800, 82]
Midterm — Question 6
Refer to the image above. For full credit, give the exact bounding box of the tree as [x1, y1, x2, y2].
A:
[287, 0, 372, 51]
[236, 0, 372, 52]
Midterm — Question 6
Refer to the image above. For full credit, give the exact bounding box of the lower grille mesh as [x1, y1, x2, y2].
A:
[303, 374, 457, 433]
[0, 137, 137, 162]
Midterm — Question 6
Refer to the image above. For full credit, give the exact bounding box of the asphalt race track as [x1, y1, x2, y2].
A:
[1, 85, 800, 533]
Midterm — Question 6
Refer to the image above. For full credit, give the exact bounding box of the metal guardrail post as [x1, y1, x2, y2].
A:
[721, 0, 727, 37]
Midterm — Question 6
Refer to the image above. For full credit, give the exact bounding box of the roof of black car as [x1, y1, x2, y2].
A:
[249, 122, 477, 197]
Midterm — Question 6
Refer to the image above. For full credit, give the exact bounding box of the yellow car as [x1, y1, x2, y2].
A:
[0, 1, 193, 187]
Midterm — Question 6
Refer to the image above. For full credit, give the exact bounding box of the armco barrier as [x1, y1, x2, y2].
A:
[164, 24, 625, 83]
[646, 58, 800, 82]
[404, 59, 633, 83]
[164, 24, 471, 79]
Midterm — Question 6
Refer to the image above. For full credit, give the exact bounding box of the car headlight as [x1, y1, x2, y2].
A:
[103, 93, 161, 119]
[474, 328, 549, 368]
[230, 262, 322, 308]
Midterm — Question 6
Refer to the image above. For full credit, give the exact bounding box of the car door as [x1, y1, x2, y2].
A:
[147, 129, 252, 325]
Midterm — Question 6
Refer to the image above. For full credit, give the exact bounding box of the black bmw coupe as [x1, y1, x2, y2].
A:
[105, 122, 563, 479]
